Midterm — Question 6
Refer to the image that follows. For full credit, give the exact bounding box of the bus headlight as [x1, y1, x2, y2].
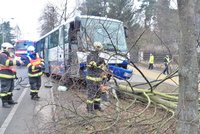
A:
[124, 72, 132, 78]
[127, 53, 130, 59]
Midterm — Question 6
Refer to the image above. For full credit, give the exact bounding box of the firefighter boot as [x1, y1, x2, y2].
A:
[33, 93, 40, 101]
[34, 93, 40, 99]
[94, 101, 103, 112]
[2, 96, 11, 108]
[86, 103, 95, 114]
[30, 92, 39, 100]
[30, 92, 35, 100]
[8, 93, 18, 105]
[101, 92, 108, 102]
[31, 93, 40, 100]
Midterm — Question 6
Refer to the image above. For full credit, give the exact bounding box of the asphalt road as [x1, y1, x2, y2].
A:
[129, 65, 178, 86]
[0, 66, 54, 134]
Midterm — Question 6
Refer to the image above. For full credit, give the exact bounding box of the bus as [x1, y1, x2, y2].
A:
[14, 40, 36, 59]
[35, 15, 132, 80]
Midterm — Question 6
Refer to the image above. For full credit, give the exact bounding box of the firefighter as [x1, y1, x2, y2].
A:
[86, 42, 107, 113]
[0, 42, 24, 108]
[163, 55, 171, 75]
[25, 46, 44, 100]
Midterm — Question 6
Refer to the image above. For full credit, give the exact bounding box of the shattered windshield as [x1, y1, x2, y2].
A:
[81, 18, 128, 52]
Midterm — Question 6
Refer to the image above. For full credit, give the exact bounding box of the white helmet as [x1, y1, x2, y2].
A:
[1, 42, 14, 52]
[93, 42, 103, 51]
[27, 45, 35, 52]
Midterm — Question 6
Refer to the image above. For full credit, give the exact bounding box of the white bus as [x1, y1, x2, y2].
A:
[35, 15, 132, 80]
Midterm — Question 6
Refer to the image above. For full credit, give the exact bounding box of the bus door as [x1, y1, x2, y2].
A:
[44, 37, 50, 73]
[40, 39, 45, 59]
[58, 26, 65, 74]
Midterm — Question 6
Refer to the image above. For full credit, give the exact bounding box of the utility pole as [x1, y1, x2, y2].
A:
[64, 0, 67, 22]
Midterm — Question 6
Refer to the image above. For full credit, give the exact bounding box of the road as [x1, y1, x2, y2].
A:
[129, 65, 179, 86]
[0, 65, 178, 134]
[0, 67, 54, 134]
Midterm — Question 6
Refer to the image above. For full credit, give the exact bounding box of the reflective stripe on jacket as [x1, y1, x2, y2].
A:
[0, 92, 8, 97]
[27, 53, 43, 77]
[86, 51, 107, 82]
[164, 57, 170, 64]
[28, 72, 43, 77]
[86, 76, 103, 82]
[0, 53, 17, 72]
[28, 53, 41, 66]
[0, 52, 17, 79]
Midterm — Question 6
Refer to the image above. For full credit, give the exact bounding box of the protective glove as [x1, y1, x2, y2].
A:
[88, 61, 97, 68]
[39, 64, 45, 71]
[19, 60, 24, 65]
[100, 84, 109, 92]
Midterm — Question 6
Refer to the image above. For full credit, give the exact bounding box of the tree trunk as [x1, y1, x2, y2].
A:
[176, 0, 199, 134]
[195, 0, 200, 71]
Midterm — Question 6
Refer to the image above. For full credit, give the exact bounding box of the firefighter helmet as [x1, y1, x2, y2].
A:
[1, 42, 14, 52]
[27, 45, 35, 52]
[93, 42, 103, 51]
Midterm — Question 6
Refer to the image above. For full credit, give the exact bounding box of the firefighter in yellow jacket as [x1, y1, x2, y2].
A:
[0, 42, 24, 108]
[25, 46, 44, 100]
[86, 42, 107, 113]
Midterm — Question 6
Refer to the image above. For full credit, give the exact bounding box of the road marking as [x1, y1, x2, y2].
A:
[50, 86, 55, 110]
[50, 86, 57, 121]
[0, 88, 28, 134]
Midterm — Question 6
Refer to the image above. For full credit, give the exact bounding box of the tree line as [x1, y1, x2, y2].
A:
[0, 21, 15, 45]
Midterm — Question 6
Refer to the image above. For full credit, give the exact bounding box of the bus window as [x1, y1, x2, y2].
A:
[64, 24, 69, 44]
[81, 18, 128, 52]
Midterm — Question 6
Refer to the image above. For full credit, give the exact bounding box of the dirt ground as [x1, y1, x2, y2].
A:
[42, 79, 178, 134]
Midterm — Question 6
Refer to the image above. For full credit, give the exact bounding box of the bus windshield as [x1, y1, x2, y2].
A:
[15, 41, 35, 50]
[81, 18, 128, 52]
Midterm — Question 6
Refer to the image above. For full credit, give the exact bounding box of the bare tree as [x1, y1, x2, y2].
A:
[176, 0, 199, 133]
[39, 3, 59, 36]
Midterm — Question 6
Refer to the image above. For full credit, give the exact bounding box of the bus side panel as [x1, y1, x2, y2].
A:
[44, 37, 50, 74]
[59, 26, 66, 75]
[63, 24, 70, 75]
[57, 45, 65, 75]
[48, 47, 65, 75]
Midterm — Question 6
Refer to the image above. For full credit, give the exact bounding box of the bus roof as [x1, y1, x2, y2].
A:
[36, 15, 123, 41]
[80, 15, 122, 23]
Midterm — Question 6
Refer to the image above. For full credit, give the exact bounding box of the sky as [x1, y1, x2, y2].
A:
[0, 0, 78, 41]
[0, 0, 50, 40]
[0, 0, 177, 41]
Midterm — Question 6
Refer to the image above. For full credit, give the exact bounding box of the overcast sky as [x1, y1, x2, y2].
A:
[0, 0, 50, 40]
[0, 0, 79, 41]
[0, 0, 177, 41]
